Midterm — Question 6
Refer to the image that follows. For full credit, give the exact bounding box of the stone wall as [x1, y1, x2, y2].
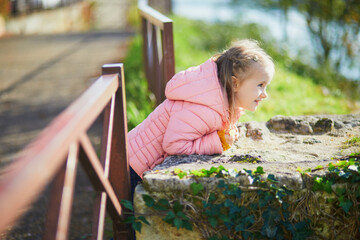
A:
[133, 114, 360, 239]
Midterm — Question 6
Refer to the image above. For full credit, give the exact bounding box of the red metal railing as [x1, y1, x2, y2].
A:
[139, 1, 175, 106]
[0, 64, 132, 240]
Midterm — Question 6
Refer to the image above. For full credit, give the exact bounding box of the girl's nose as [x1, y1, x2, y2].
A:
[261, 89, 268, 99]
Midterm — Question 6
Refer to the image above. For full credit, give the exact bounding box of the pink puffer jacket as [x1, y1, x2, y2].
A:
[128, 58, 233, 177]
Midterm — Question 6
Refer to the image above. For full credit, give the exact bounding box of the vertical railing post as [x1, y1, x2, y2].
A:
[139, 3, 175, 106]
[141, 18, 151, 92]
[151, 25, 162, 106]
[90, 101, 112, 240]
[101, 64, 132, 240]
[43, 143, 79, 240]
[161, 21, 175, 101]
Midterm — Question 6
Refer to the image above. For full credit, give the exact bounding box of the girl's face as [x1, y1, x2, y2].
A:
[232, 63, 273, 112]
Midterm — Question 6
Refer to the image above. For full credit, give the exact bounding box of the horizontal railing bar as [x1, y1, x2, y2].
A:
[0, 73, 120, 234]
[78, 134, 123, 219]
[138, 1, 172, 29]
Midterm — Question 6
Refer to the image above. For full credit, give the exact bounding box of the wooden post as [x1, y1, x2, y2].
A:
[102, 64, 132, 240]
[43, 143, 79, 240]
[162, 21, 175, 101]
[139, 2, 175, 106]
[90, 101, 112, 240]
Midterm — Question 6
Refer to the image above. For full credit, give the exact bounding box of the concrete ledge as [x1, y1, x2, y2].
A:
[134, 114, 360, 239]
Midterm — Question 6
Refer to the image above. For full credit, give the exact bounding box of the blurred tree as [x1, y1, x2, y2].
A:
[0, 0, 10, 17]
[261, 0, 360, 75]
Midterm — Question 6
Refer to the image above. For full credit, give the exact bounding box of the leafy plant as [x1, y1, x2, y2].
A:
[120, 199, 150, 233]
[122, 154, 360, 239]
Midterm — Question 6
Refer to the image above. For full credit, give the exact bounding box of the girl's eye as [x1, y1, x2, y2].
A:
[258, 83, 264, 87]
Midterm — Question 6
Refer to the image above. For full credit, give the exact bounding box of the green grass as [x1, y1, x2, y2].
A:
[345, 136, 360, 146]
[241, 64, 354, 122]
[123, 15, 358, 127]
[123, 36, 155, 130]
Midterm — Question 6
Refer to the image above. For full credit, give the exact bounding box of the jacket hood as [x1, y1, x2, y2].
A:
[165, 58, 229, 123]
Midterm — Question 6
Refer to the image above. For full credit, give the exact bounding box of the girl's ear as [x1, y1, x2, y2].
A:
[232, 76, 240, 92]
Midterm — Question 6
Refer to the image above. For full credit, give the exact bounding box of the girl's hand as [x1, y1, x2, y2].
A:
[224, 125, 239, 145]
[224, 133, 234, 146]
[218, 125, 239, 151]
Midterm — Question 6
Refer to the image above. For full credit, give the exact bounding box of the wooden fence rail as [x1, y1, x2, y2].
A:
[139, 1, 175, 106]
[0, 64, 132, 240]
[0, 2, 175, 239]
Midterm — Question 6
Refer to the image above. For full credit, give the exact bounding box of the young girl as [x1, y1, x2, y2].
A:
[128, 39, 274, 194]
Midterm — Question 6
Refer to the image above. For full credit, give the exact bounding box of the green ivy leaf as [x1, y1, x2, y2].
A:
[328, 162, 336, 171]
[218, 213, 230, 222]
[138, 216, 150, 225]
[267, 174, 279, 183]
[254, 166, 265, 174]
[291, 220, 312, 240]
[315, 165, 323, 170]
[173, 218, 183, 229]
[339, 199, 353, 213]
[242, 231, 252, 240]
[177, 211, 189, 220]
[132, 221, 142, 233]
[142, 194, 155, 207]
[123, 216, 136, 224]
[178, 171, 188, 179]
[323, 179, 333, 194]
[229, 205, 241, 215]
[224, 199, 234, 207]
[190, 169, 206, 177]
[208, 217, 218, 227]
[158, 198, 170, 208]
[312, 177, 333, 193]
[163, 210, 176, 222]
[209, 192, 217, 202]
[190, 182, 204, 195]
[173, 200, 183, 213]
[356, 186, 360, 198]
[154, 198, 170, 211]
[182, 220, 193, 230]
[217, 180, 226, 188]
[337, 160, 350, 169]
[244, 215, 255, 225]
[261, 207, 280, 238]
[120, 199, 134, 211]
[336, 187, 346, 196]
[209, 166, 219, 175]
[235, 222, 245, 231]
[217, 165, 226, 172]
[205, 204, 221, 216]
[244, 169, 253, 176]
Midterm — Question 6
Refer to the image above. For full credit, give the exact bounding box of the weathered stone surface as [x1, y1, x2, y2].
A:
[245, 122, 265, 140]
[135, 114, 360, 239]
[313, 118, 334, 133]
[266, 114, 360, 135]
[266, 115, 313, 134]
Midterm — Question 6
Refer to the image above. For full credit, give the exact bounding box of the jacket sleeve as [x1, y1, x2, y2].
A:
[162, 104, 223, 155]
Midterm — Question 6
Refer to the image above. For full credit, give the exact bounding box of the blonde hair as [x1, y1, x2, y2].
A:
[214, 39, 274, 122]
